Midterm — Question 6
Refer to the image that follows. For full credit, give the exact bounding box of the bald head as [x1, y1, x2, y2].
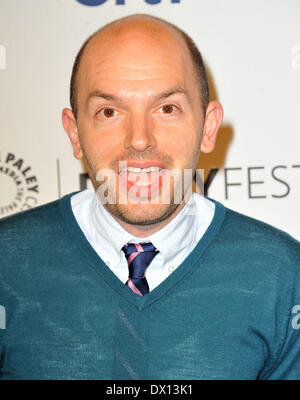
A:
[70, 14, 209, 119]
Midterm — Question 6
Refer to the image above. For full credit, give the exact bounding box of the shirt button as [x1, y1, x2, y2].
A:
[105, 261, 110, 267]
[168, 265, 175, 272]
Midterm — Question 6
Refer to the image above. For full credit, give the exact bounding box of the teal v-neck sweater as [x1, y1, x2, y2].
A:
[0, 192, 300, 380]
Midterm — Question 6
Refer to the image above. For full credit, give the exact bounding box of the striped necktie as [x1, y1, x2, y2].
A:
[121, 242, 159, 296]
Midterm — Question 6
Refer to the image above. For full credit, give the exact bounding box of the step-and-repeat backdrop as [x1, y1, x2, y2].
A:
[0, 0, 299, 239]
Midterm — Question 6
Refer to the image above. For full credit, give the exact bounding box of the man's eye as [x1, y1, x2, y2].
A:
[159, 105, 177, 114]
[98, 108, 117, 118]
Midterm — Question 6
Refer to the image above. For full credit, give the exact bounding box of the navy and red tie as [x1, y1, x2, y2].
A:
[121, 242, 159, 296]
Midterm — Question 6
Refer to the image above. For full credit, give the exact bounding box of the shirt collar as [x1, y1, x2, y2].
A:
[91, 191, 201, 264]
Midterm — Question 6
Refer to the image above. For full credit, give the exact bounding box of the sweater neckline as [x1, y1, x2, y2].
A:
[59, 191, 226, 311]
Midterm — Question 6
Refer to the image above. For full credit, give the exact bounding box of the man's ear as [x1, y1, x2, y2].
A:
[62, 108, 83, 159]
[200, 101, 223, 153]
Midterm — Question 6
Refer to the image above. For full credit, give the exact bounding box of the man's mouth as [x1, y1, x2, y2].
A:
[122, 165, 161, 173]
[118, 162, 167, 198]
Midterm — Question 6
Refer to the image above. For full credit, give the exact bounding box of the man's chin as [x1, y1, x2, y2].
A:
[102, 201, 180, 227]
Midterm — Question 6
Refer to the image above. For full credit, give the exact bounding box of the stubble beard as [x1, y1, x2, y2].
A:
[103, 180, 184, 226]
[97, 172, 185, 226]
[84, 157, 187, 227]
[106, 201, 181, 226]
[80, 141, 200, 228]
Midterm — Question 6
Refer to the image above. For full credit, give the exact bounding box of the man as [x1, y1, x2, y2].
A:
[0, 13, 300, 380]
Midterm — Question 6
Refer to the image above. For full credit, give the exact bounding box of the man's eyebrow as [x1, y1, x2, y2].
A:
[87, 90, 121, 103]
[153, 86, 190, 102]
[87, 86, 192, 105]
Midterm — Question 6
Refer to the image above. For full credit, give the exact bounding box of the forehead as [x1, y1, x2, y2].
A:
[77, 21, 196, 99]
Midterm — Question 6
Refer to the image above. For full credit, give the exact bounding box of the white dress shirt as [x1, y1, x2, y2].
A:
[71, 188, 215, 291]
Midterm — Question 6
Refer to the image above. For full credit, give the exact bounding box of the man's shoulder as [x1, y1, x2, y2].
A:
[222, 203, 298, 241]
[216, 201, 300, 264]
[0, 193, 74, 239]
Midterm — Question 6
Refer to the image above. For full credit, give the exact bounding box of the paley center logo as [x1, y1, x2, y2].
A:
[0, 151, 40, 218]
[76, 0, 180, 6]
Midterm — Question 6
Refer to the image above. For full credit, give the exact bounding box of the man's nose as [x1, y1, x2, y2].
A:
[124, 112, 156, 152]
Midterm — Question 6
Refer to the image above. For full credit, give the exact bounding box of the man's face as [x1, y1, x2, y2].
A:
[66, 21, 207, 226]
